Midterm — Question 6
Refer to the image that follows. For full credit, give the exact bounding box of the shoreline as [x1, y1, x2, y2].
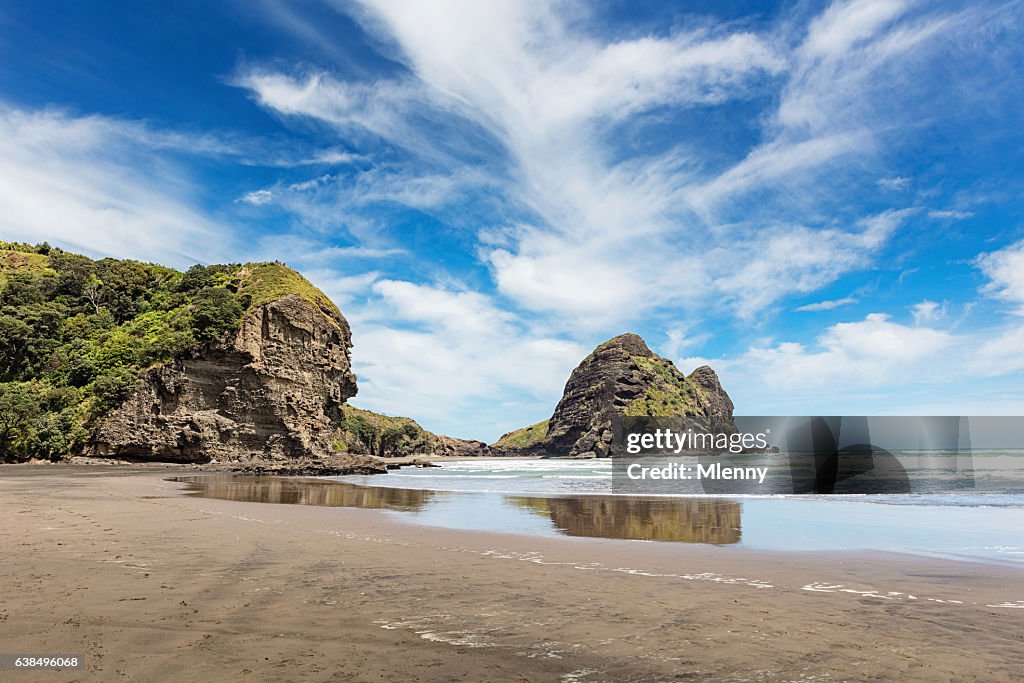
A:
[1, 468, 1022, 681]
[192, 471, 1024, 568]
[0, 454, 542, 474]
[9, 462, 1023, 565]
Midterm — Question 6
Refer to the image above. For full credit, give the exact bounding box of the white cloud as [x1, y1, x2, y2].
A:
[976, 239, 1024, 312]
[804, 313, 946, 375]
[371, 280, 513, 337]
[273, 167, 486, 242]
[485, 240, 677, 320]
[796, 297, 858, 311]
[288, 174, 333, 192]
[255, 233, 405, 265]
[686, 132, 869, 215]
[346, 279, 587, 439]
[239, 1, 794, 320]
[684, 243, 1024, 409]
[348, 0, 785, 132]
[928, 209, 974, 220]
[712, 209, 911, 318]
[227, 0, 1018, 352]
[878, 176, 911, 190]
[299, 149, 361, 165]
[660, 324, 708, 360]
[303, 270, 381, 308]
[910, 299, 945, 324]
[802, 0, 909, 60]
[235, 70, 460, 165]
[680, 312, 961, 412]
[776, 0, 950, 137]
[681, 302, 1024, 414]
[243, 0, 992, 324]
[969, 324, 1024, 376]
[0, 106, 231, 266]
[239, 189, 275, 205]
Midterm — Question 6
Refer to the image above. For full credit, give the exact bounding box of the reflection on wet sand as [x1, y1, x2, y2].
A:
[173, 475, 435, 512]
[509, 496, 742, 544]
[172, 475, 741, 544]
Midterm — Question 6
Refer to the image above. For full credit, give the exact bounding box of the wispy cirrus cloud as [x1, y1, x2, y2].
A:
[239, 189, 274, 205]
[928, 209, 974, 220]
[237, 0, 791, 321]
[239, 0, 1016, 326]
[0, 106, 233, 265]
[0, 103, 376, 265]
[796, 297, 858, 312]
[878, 176, 912, 190]
[910, 299, 946, 324]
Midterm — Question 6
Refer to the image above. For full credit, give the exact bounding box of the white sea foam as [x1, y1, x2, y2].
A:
[333, 454, 1024, 507]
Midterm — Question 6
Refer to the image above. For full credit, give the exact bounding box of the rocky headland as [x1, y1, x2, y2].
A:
[0, 243, 485, 471]
[492, 333, 735, 458]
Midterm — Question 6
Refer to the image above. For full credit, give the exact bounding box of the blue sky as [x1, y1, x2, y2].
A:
[2, 0, 1024, 441]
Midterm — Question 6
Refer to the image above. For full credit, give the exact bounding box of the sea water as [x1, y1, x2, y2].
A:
[323, 454, 1024, 565]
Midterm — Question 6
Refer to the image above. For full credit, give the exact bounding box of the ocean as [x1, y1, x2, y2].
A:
[333, 452, 1024, 502]
[319, 454, 1024, 566]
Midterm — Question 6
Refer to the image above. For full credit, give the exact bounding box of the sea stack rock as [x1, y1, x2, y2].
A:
[493, 333, 735, 458]
[89, 275, 358, 463]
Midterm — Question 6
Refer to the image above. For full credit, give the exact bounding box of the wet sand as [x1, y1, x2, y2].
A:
[1, 467, 1022, 682]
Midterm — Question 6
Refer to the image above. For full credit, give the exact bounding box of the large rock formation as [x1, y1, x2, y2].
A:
[493, 333, 735, 458]
[0, 243, 484, 465]
[89, 294, 358, 462]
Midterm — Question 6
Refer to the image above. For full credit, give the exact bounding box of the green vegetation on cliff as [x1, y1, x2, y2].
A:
[335, 405, 476, 458]
[493, 419, 549, 449]
[0, 242, 327, 461]
[237, 262, 343, 325]
[622, 355, 700, 417]
[337, 406, 432, 457]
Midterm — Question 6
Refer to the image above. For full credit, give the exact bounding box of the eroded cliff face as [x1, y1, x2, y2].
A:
[493, 333, 736, 458]
[686, 364, 735, 430]
[88, 295, 357, 462]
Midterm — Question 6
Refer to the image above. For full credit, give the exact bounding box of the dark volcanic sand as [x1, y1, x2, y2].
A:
[1, 467, 1021, 682]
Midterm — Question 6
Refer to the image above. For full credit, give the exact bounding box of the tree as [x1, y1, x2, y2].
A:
[83, 274, 103, 314]
[0, 315, 31, 381]
[0, 382, 41, 461]
[379, 423, 422, 457]
[26, 409, 86, 461]
[50, 251, 98, 311]
[1, 271, 49, 307]
[191, 288, 243, 343]
[177, 264, 216, 293]
[342, 412, 379, 454]
[95, 259, 154, 322]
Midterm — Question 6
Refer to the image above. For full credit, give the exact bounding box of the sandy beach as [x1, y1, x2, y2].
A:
[1, 467, 1022, 682]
